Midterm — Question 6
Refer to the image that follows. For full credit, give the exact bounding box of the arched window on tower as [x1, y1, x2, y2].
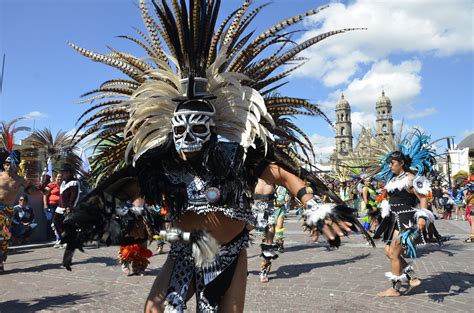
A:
[341, 140, 346, 152]
[341, 126, 345, 136]
[382, 124, 387, 132]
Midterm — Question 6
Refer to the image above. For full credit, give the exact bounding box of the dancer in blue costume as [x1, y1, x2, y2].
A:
[375, 131, 436, 297]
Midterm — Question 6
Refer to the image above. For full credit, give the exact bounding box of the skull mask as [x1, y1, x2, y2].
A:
[172, 99, 216, 153]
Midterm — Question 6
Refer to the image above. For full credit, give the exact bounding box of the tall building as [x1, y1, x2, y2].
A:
[330, 90, 395, 172]
[375, 90, 394, 142]
[334, 93, 353, 156]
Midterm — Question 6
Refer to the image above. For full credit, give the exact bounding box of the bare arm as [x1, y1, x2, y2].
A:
[43, 187, 51, 208]
[406, 173, 429, 229]
[260, 164, 313, 204]
[362, 187, 369, 204]
[415, 193, 428, 209]
[260, 163, 353, 241]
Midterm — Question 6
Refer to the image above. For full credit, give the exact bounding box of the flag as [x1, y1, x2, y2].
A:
[47, 157, 53, 177]
[80, 149, 91, 173]
[449, 148, 469, 176]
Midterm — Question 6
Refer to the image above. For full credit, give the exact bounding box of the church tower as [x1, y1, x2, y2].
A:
[335, 93, 353, 155]
[376, 90, 394, 142]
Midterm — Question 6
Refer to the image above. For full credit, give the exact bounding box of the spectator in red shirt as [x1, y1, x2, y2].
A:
[53, 164, 79, 248]
[43, 173, 62, 242]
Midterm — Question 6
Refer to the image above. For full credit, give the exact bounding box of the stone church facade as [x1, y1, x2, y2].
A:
[330, 91, 395, 168]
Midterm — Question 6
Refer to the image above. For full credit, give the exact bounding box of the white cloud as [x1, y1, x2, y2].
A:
[310, 133, 335, 162]
[293, 0, 473, 86]
[407, 107, 437, 119]
[23, 111, 48, 120]
[344, 59, 422, 112]
[461, 129, 474, 138]
[319, 59, 426, 121]
[350, 111, 377, 135]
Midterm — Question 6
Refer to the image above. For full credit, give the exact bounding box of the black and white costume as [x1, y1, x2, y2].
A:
[59, 1, 374, 311]
[377, 174, 433, 246]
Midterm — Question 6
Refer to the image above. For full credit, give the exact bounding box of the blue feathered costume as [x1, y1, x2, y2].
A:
[374, 130, 439, 291]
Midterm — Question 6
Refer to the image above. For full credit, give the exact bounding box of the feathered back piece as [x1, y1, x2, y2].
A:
[26, 128, 84, 176]
[0, 118, 31, 167]
[377, 129, 436, 181]
[338, 127, 399, 181]
[71, 0, 363, 184]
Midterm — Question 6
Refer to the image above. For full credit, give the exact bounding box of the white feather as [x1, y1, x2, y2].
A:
[192, 232, 220, 267]
[385, 175, 411, 192]
[385, 272, 408, 282]
[414, 207, 435, 227]
[302, 201, 335, 227]
[381, 200, 390, 218]
[413, 176, 431, 196]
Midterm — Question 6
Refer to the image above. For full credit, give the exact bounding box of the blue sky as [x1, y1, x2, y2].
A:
[1, 0, 473, 161]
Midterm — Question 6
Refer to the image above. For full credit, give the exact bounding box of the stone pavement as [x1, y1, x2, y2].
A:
[0, 214, 472, 312]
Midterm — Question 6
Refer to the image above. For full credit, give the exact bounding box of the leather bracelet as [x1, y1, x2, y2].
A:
[297, 186, 314, 202]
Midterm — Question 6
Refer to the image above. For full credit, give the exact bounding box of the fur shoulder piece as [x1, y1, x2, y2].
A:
[385, 173, 411, 193]
[413, 176, 431, 196]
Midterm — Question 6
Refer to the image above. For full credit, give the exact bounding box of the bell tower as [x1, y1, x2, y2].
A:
[376, 90, 394, 142]
[335, 93, 353, 155]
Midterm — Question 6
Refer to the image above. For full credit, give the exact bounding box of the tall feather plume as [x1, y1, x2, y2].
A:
[0, 118, 31, 167]
[71, 0, 363, 190]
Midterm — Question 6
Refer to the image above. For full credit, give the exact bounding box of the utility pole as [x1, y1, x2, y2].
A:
[446, 137, 453, 190]
[0, 54, 5, 94]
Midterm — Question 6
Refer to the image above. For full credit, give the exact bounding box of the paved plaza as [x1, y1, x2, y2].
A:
[0, 214, 473, 312]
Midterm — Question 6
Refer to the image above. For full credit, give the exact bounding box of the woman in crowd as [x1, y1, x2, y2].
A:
[464, 188, 474, 243]
[43, 173, 62, 242]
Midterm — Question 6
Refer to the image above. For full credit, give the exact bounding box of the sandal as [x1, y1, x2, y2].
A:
[464, 237, 474, 243]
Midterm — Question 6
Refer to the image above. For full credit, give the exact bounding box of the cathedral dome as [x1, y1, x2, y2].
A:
[376, 90, 391, 107]
[336, 93, 350, 109]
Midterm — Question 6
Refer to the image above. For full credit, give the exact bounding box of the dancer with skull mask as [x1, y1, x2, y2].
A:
[61, 1, 374, 311]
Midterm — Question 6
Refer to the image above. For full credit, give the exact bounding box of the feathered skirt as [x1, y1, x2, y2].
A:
[374, 206, 427, 246]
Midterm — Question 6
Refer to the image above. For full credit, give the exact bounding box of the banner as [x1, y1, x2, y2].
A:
[80, 149, 91, 173]
[449, 148, 469, 176]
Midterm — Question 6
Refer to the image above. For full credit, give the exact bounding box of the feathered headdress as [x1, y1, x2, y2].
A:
[337, 126, 399, 182]
[26, 128, 84, 177]
[377, 129, 436, 181]
[0, 118, 31, 167]
[71, 0, 364, 185]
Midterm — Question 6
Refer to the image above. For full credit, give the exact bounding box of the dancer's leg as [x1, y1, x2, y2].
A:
[275, 214, 285, 251]
[218, 249, 247, 313]
[144, 256, 176, 313]
[378, 231, 403, 297]
[265, 224, 275, 244]
[466, 210, 474, 242]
